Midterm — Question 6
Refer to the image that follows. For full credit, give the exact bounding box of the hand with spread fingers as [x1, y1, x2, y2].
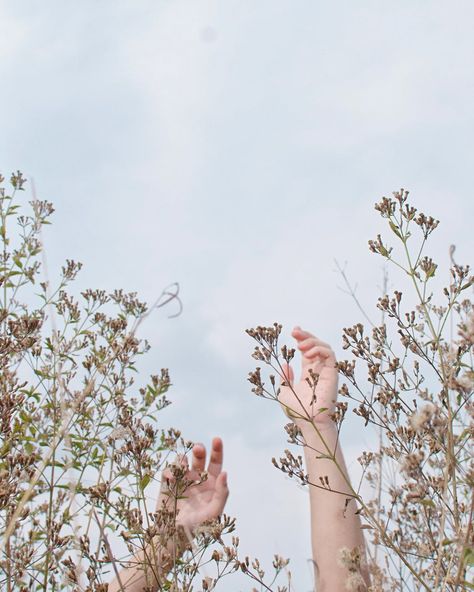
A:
[158, 437, 229, 533]
[109, 438, 229, 592]
[278, 326, 338, 427]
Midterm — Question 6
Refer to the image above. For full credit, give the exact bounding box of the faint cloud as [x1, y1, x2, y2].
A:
[199, 25, 218, 44]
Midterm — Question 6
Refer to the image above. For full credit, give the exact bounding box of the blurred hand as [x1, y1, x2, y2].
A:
[157, 437, 229, 533]
[278, 327, 338, 427]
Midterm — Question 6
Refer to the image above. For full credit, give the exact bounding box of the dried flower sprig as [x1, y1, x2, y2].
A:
[0, 172, 290, 592]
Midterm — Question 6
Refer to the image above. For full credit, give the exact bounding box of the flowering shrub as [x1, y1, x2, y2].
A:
[247, 190, 474, 591]
[0, 172, 291, 592]
[3, 171, 471, 591]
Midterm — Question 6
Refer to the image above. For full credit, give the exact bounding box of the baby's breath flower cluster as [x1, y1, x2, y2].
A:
[0, 172, 289, 592]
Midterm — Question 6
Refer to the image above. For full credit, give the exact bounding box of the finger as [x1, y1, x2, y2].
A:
[191, 443, 206, 473]
[302, 346, 336, 372]
[303, 345, 335, 362]
[159, 467, 174, 496]
[208, 471, 229, 517]
[159, 454, 189, 492]
[292, 326, 315, 341]
[295, 333, 331, 351]
[297, 337, 320, 352]
[177, 453, 189, 469]
[162, 454, 188, 481]
[207, 437, 224, 478]
[279, 362, 294, 387]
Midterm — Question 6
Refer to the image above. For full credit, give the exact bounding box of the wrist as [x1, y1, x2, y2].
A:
[174, 519, 195, 545]
[297, 419, 338, 446]
[284, 400, 336, 427]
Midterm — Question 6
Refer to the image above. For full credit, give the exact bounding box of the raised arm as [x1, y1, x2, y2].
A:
[109, 437, 229, 592]
[279, 327, 369, 591]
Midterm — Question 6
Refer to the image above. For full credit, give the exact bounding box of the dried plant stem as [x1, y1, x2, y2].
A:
[0, 378, 95, 555]
[402, 241, 460, 587]
[375, 269, 388, 566]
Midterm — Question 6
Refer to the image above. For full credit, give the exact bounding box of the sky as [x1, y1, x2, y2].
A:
[1, 1, 474, 590]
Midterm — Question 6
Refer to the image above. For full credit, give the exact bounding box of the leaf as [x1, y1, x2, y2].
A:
[140, 474, 151, 492]
[21, 388, 40, 402]
[48, 461, 65, 468]
[461, 277, 474, 291]
[19, 410, 31, 423]
[13, 255, 23, 269]
[464, 547, 474, 567]
[389, 220, 402, 239]
[35, 369, 52, 379]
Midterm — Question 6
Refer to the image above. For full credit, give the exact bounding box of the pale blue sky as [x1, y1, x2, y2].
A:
[1, 2, 474, 590]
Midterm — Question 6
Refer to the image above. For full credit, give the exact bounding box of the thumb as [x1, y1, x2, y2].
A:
[280, 362, 294, 387]
[159, 454, 188, 496]
[209, 471, 229, 517]
[279, 363, 300, 420]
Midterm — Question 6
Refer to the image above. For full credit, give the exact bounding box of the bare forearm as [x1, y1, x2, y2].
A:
[302, 423, 368, 591]
[108, 550, 156, 592]
[109, 531, 190, 592]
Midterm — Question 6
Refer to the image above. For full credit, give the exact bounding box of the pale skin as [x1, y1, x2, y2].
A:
[279, 326, 369, 591]
[109, 437, 229, 592]
[110, 326, 368, 591]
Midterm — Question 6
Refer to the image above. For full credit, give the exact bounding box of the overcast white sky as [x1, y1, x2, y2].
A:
[1, 1, 474, 590]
